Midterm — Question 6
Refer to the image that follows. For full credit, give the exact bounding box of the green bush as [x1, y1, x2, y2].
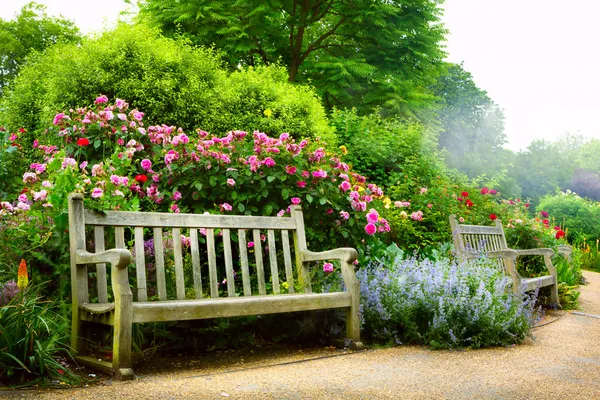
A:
[537, 191, 600, 245]
[0, 23, 334, 191]
[330, 109, 442, 188]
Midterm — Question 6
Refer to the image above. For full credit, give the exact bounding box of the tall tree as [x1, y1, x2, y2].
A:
[432, 63, 507, 178]
[0, 2, 80, 96]
[135, 0, 447, 117]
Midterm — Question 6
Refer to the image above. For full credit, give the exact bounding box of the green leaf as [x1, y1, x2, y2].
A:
[194, 182, 203, 191]
[319, 197, 327, 205]
[281, 188, 290, 199]
[209, 176, 217, 186]
[306, 194, 313, 203]
[265, 204, 273, 215]
[237, 203, 245, 212]
[267, 175, 276, 183]
[231, 191, 237, 200]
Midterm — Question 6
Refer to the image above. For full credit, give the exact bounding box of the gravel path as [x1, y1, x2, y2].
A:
[4, 271, 600, 399]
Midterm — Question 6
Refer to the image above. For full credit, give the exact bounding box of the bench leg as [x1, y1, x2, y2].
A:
[550, 282, 560, 306]
[112, 294, 134, 380]
[71, 307, 89, 357]
[345, 279, 364, 350]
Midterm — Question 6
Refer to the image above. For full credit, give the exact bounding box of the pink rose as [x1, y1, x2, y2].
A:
[365, 223, 377, 235]
[291, 197, 301, 205]
[323, 262, 334, 273]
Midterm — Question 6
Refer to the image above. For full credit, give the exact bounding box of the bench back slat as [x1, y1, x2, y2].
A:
[153, 227, 167, 301]
[253, 229, 267, 295]
[84, 210, 297, 230]
[94, 226, 109, 303]
[189, 228, 202, 299]
[134, 227, 148, 301]
[238, 229, 252, 296]
[172, 227, 186, 300]
[290, 206, 311, 293]
[281, 230, 295, 294]
[222, 229, 236, 297]
[267, 230, 280, 294]
[206, 228, 218, 298]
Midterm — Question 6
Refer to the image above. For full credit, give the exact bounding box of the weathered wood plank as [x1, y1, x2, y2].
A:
[134, 227, 148, 301]
[238, 229, 252, 296]
[290, 206, 311, 293]
[281, 230, 295, 294]
[85, 210, 296, 230]
[190, 228, 202, 299]
[267, 230, 280, 294]
[207, 228, 219, 298]
[458, 225, 503, 235]
[253, 229, 266, 295]
[222, 229, 236, 297]
[132, 292, 352, 323]
[153, 228, 167, 301]
[94, 226, 108, 303]
[172, 228, 185, 300]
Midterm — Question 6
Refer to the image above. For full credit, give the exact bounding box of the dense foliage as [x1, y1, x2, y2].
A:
[136, 0, 447, 117]
[0, 3, 80, 96]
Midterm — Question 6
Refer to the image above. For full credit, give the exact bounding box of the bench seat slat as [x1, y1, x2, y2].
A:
[458, 225, 503, 235]
[85, 210, 296, 230]
[131, 292, 352, 323]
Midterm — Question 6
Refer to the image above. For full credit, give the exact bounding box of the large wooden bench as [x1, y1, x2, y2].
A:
[449, 214, 559, 305]
[68, 193, 362, 380]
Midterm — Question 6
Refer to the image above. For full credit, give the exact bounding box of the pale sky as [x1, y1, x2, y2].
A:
[2, 0, 598, 151]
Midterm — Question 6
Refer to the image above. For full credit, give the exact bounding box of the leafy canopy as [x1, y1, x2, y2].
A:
[0, 2, 80, 96]
[135, 0, 448, 117]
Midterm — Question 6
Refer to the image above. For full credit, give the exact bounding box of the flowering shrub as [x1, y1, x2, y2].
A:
[0, 262, 79, 386]
[0, 98, 391, 299]
[357, 256, 541, 349]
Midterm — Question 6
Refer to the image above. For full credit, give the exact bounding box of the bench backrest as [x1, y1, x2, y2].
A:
[69, 194, 313, 304]
[449, 214, 509, 271]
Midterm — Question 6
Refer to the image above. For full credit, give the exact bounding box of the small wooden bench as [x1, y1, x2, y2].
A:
[449, 214, 559, 305]
[68, 193, 362, 380]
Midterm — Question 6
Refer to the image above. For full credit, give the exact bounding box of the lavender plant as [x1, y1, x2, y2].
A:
[357, 256, 541, 349]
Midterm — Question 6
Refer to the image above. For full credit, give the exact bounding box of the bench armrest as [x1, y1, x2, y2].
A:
[300, 248, 358, 264]
[486, 250, 518, 259]
[514, 248, 555, 257]
[76, 249, 133, 269]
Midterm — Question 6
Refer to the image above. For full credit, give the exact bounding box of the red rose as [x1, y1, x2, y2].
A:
[489, 214, 497, 221]
[135, 174, 147, 183]
[489, 189, 497, 195]
[554, 226, 561, 231]
[480, 187, 489, 195]
[457, 197, 463, 202]
[466, 199, 474, 207]
[555, 230, 565, 239]
[540, 211, 549, 218]
[461, 191, 469, 197]
[18, 127, 26, 133]
[542, 219, 550, 226]
[77, 137, 90, 147]
[524, 203, 530, 208]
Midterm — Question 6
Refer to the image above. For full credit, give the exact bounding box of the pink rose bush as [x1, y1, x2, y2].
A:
[1, 97, 392, 257]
